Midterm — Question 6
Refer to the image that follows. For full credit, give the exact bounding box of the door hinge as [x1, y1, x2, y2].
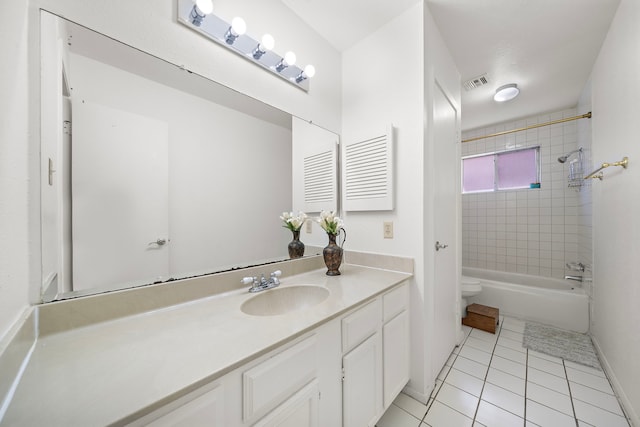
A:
[341, 367, 345, 382]
[63, 120, 71, 135]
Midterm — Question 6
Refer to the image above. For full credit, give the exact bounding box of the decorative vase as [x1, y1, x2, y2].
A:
[323, 233, 343, 276]
[288, 230, 305, 259]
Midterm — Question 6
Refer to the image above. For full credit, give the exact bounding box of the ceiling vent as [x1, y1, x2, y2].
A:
[463, 74, 489, 91]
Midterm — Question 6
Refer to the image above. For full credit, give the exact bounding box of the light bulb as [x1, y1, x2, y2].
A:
[231, 17, 246, 36]
[195, 0, 213, 15]
[283, 51, 297, 66]
[260, 34, 275, 52]
[190, 0, 213, 26]
[303, 65, 316, 78]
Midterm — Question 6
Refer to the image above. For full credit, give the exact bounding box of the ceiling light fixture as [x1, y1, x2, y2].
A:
[178, 0, 315, 91]
[494, 83, 520, 102]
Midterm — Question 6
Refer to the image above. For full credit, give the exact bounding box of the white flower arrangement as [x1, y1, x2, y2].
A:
[317, 210, 344, 235]
[280, 211, 308, 232]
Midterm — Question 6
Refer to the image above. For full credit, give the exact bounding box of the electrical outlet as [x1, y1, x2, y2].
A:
[383, 221, 393, 239]
[306, 220, 313, 233]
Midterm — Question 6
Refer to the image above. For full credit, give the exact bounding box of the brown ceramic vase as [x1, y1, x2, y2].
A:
[288, 230, 305, 259]
[323, 233, 343, 276]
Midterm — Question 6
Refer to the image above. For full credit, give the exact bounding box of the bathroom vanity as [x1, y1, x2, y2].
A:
[0, 257, 412, 426]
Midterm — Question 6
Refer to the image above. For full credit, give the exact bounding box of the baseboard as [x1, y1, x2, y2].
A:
[402, 384, 431, 405]
[0, 307, 37, 422]
[591, 336, 639, 427]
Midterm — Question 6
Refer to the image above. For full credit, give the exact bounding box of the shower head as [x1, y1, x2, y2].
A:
[557, 147, 583, 163]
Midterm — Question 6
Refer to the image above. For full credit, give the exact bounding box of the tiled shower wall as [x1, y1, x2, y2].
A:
[461, 108, 593, 280]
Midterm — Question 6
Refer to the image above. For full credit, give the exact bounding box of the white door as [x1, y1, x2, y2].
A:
[432, 82, 460, 372]
[72, 101, 169, 291]
[343, 333, 383, 427]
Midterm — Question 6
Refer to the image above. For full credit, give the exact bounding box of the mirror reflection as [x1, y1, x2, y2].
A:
[40, 11, 324, 301]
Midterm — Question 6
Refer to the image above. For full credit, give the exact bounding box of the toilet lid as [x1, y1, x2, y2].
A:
[461, 283, 482, 292]
[461, 276, 481, 286]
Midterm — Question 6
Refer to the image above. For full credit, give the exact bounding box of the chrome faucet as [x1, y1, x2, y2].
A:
[242, 270, 282, 293]
[564, 275, 583, 283]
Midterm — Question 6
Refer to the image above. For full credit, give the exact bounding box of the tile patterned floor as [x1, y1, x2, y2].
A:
[377, 316, 631, 427]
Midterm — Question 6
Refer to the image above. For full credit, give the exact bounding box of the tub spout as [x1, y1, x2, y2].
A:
[564, 275, 583, 283]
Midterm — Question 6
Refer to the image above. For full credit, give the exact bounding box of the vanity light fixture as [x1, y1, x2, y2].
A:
[252, 34, 274, 59]
[296, 65, 316, 83]
[275, 51, 296, 72]
[189, 0, 213, 26]
[177, 0, 315, 91]
[494, 83, 520, 102]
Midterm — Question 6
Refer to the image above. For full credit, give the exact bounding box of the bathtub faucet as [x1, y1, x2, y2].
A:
[564, 275, 583, 283]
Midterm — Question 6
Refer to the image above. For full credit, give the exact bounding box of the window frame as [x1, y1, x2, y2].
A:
[461, 146, 541, 194]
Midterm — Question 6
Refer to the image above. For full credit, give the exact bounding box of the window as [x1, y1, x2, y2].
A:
[462, 147, 540, 193]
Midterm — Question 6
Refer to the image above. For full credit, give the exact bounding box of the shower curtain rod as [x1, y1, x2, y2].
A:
[462, 112, 592, 143]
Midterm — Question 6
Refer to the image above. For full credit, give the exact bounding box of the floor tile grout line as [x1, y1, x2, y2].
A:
[471, 322, 503, 424]
[528, 364, 573, 381]
[571, 395, 630, 419]
[388, 402, 426, 426]
[562, 359, 580, 427]
[524, 348, 529, 426]
[420, 327, 470, 424]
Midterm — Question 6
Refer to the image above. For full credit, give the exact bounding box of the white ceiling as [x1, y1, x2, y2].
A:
[280, 0, 621, 131]
[280, 0, 420, 52]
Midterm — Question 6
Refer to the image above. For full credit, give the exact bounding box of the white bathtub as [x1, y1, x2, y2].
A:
[462, 267, 589, 333]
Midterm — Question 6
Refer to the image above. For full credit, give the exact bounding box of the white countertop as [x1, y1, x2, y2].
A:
[2, 264, 411, 426]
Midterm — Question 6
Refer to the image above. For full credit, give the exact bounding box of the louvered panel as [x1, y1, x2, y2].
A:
[292, 117, 338, 213]
[342, 125, 394, 211]
[304, 150, 334, 203]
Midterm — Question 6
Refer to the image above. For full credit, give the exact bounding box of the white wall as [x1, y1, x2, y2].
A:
[461, 108, 588, 280]
[0, 2, 31, 341]
[588, 0, 640, 423]
[342, 2, 427, 398]
[341, 1, 461, 401]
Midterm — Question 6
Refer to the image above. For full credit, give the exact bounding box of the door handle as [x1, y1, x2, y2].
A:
[148, 238, 167, 246]
[435, 241, 448, 251]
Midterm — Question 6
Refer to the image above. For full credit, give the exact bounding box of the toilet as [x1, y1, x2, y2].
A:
[461, 276, 482, 318]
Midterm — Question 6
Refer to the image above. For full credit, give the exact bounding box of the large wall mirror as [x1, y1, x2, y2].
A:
[39, 11, 337, 302]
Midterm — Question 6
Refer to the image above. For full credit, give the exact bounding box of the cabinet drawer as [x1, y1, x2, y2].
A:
[342, 299, 381, 353]
[383, 283, 409, 323]
[243, 335, 317, 422]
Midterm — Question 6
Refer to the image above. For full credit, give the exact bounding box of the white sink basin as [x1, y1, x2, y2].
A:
[241, 285, 330, 316]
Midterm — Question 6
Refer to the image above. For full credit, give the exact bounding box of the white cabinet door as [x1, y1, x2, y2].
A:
[242, 335, 317, 423]
[136, 383, 224, 427]
[383, 310, 410, 407]
[343, 333, 383, 427]
[253, 380, 319, 427]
